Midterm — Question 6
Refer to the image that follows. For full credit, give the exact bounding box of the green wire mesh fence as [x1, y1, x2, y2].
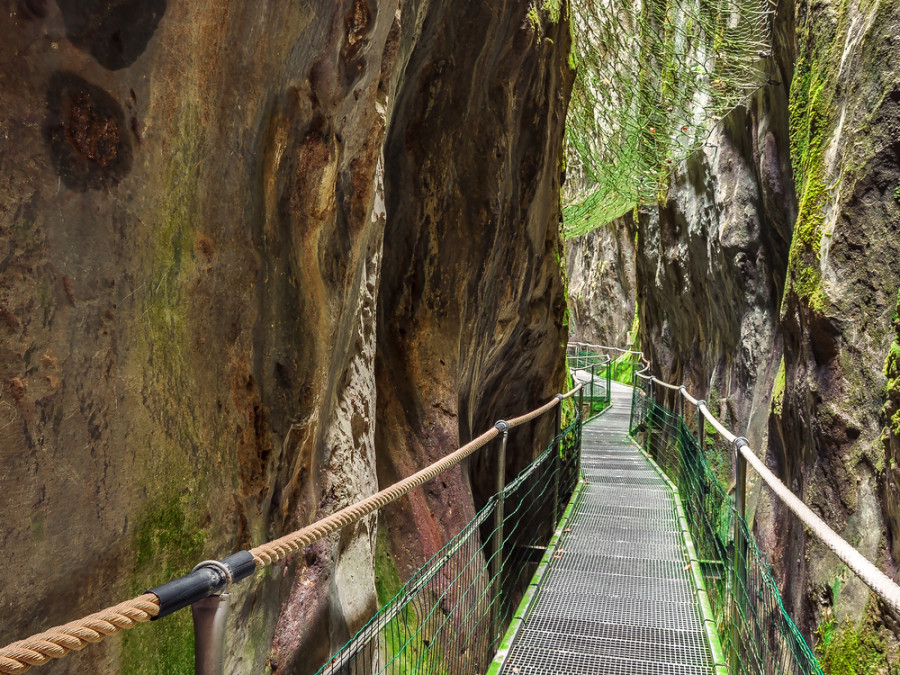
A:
[630, 376, 822, 675]
[317, 409, 583, 674]
[565, 347, 612, 419]
[563, 0, 774, 236]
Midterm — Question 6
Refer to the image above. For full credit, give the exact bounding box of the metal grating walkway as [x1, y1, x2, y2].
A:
[500, 382, 714, 674]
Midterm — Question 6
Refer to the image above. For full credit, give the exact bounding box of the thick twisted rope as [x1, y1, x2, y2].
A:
[0, 387, 575, 673]
[249, 388, 576, 566]
[0, 594, 159, 674]
[249, 426, 501, 566]
[736, 441, 900, 613]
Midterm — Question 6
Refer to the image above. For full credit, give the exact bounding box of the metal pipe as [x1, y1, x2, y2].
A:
[192, 594, 230, 675]
[589, 363, 596, 413]
[605, 359, 611, 405]
[697, 400, 706, 452]
[731, 437, 750, 672]
[491, 422, 510, 639]
[577, 384, 585, 479]
[552, 395, 563, 526]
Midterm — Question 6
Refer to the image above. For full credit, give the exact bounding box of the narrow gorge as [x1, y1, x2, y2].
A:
[1, 0, 899, 673]
[0, 1, 569, 672]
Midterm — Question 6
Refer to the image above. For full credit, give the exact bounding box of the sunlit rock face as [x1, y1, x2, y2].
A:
[565, 219, 637, 347]
[0, 1, 570, 672]
[566, 0, 900, 654]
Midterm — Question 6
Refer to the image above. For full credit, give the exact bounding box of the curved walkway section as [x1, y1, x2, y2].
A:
[499, 382, 714, 674]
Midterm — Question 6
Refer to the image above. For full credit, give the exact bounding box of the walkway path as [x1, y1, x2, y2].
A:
[500, 382, 715, 674]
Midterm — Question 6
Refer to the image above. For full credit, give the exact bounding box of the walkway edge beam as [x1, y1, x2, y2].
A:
[0, 385, 582, 675]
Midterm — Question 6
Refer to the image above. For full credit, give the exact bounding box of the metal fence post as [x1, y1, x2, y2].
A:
[191, 567, 232, 675]
[577, 383, 585, 480]
[731, 437, 750, 672]
[647, 379, 656, 457]
[491, 421, 510, 638]
[589, 363, 596, 416]
[552, 395, 564, 526]
[697, 400, 707, 452]
[606, 358, 611, 405]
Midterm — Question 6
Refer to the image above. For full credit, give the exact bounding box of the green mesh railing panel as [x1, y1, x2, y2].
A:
[608, 351, 639, 386]
[317, 414, 582, 674]
[563, 0, 774, 236]
[564, 348, 613, 419]
[630, 376, 822, 674]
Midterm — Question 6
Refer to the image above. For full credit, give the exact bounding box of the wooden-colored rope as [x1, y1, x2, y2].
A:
[0, 594, 159, 674]
[249, 426, 500, 566]
[249, 389, 577, 567]
[639, 370, 900, 614]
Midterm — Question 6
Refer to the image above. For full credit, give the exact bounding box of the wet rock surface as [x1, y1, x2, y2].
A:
[0, 1, 569, 672]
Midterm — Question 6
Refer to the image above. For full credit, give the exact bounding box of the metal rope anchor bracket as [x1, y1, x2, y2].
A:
[148, 552, 256, 619]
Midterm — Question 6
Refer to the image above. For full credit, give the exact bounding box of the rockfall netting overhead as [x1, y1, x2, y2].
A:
[563, 0, 774, 237]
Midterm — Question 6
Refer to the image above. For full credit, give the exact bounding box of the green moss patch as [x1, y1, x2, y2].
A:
[772, 356, 786, 417]
[815, 616, 890, 675]
[884, 287, 900, 436]
[375, 523, 403, 607]
[122, 496, 207, 674]
[785, 17, 837, 314]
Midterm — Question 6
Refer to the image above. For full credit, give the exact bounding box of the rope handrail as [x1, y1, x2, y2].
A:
[566, 341, 650, 376]
[0, 384, 581, 674]
[626, 357, 900, 615]
[566, 341, 643, 356]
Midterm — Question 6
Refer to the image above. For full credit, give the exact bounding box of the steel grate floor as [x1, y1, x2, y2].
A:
[500, 382, 715, 674]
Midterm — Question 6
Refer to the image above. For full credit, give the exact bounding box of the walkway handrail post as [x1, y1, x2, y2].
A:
[589, 363, 596, 408]
[552, 395, 564, 526]
[697, 400, 706, 453]
[491, 421, 510, 638]
[577, 384, 585, 479]
[192, 593, 230, 675]
[730, 436, 750, 671]
[605, 359, 611, 405]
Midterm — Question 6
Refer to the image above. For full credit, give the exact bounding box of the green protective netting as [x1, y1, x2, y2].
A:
[629, 375, 823, 674]
[562, 0, 774, 237]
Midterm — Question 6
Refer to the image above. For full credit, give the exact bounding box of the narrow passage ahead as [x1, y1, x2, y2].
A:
[500, 382, 715, 674]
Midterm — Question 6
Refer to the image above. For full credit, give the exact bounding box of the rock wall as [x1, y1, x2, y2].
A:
[375, 1, 571, 587]
[566, 0, 900, 661]
[564, 218, 636, 346]
[0, 1, 570, 673]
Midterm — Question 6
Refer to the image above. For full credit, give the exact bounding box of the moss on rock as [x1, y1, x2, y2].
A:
[374, 522, 402, 607]
[785, 10, 838, 314]
[122, 496, 207, 674]
[885, 287, 900, 438]
[815, 613, 894, 675]
[772, 356, 786, 417]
